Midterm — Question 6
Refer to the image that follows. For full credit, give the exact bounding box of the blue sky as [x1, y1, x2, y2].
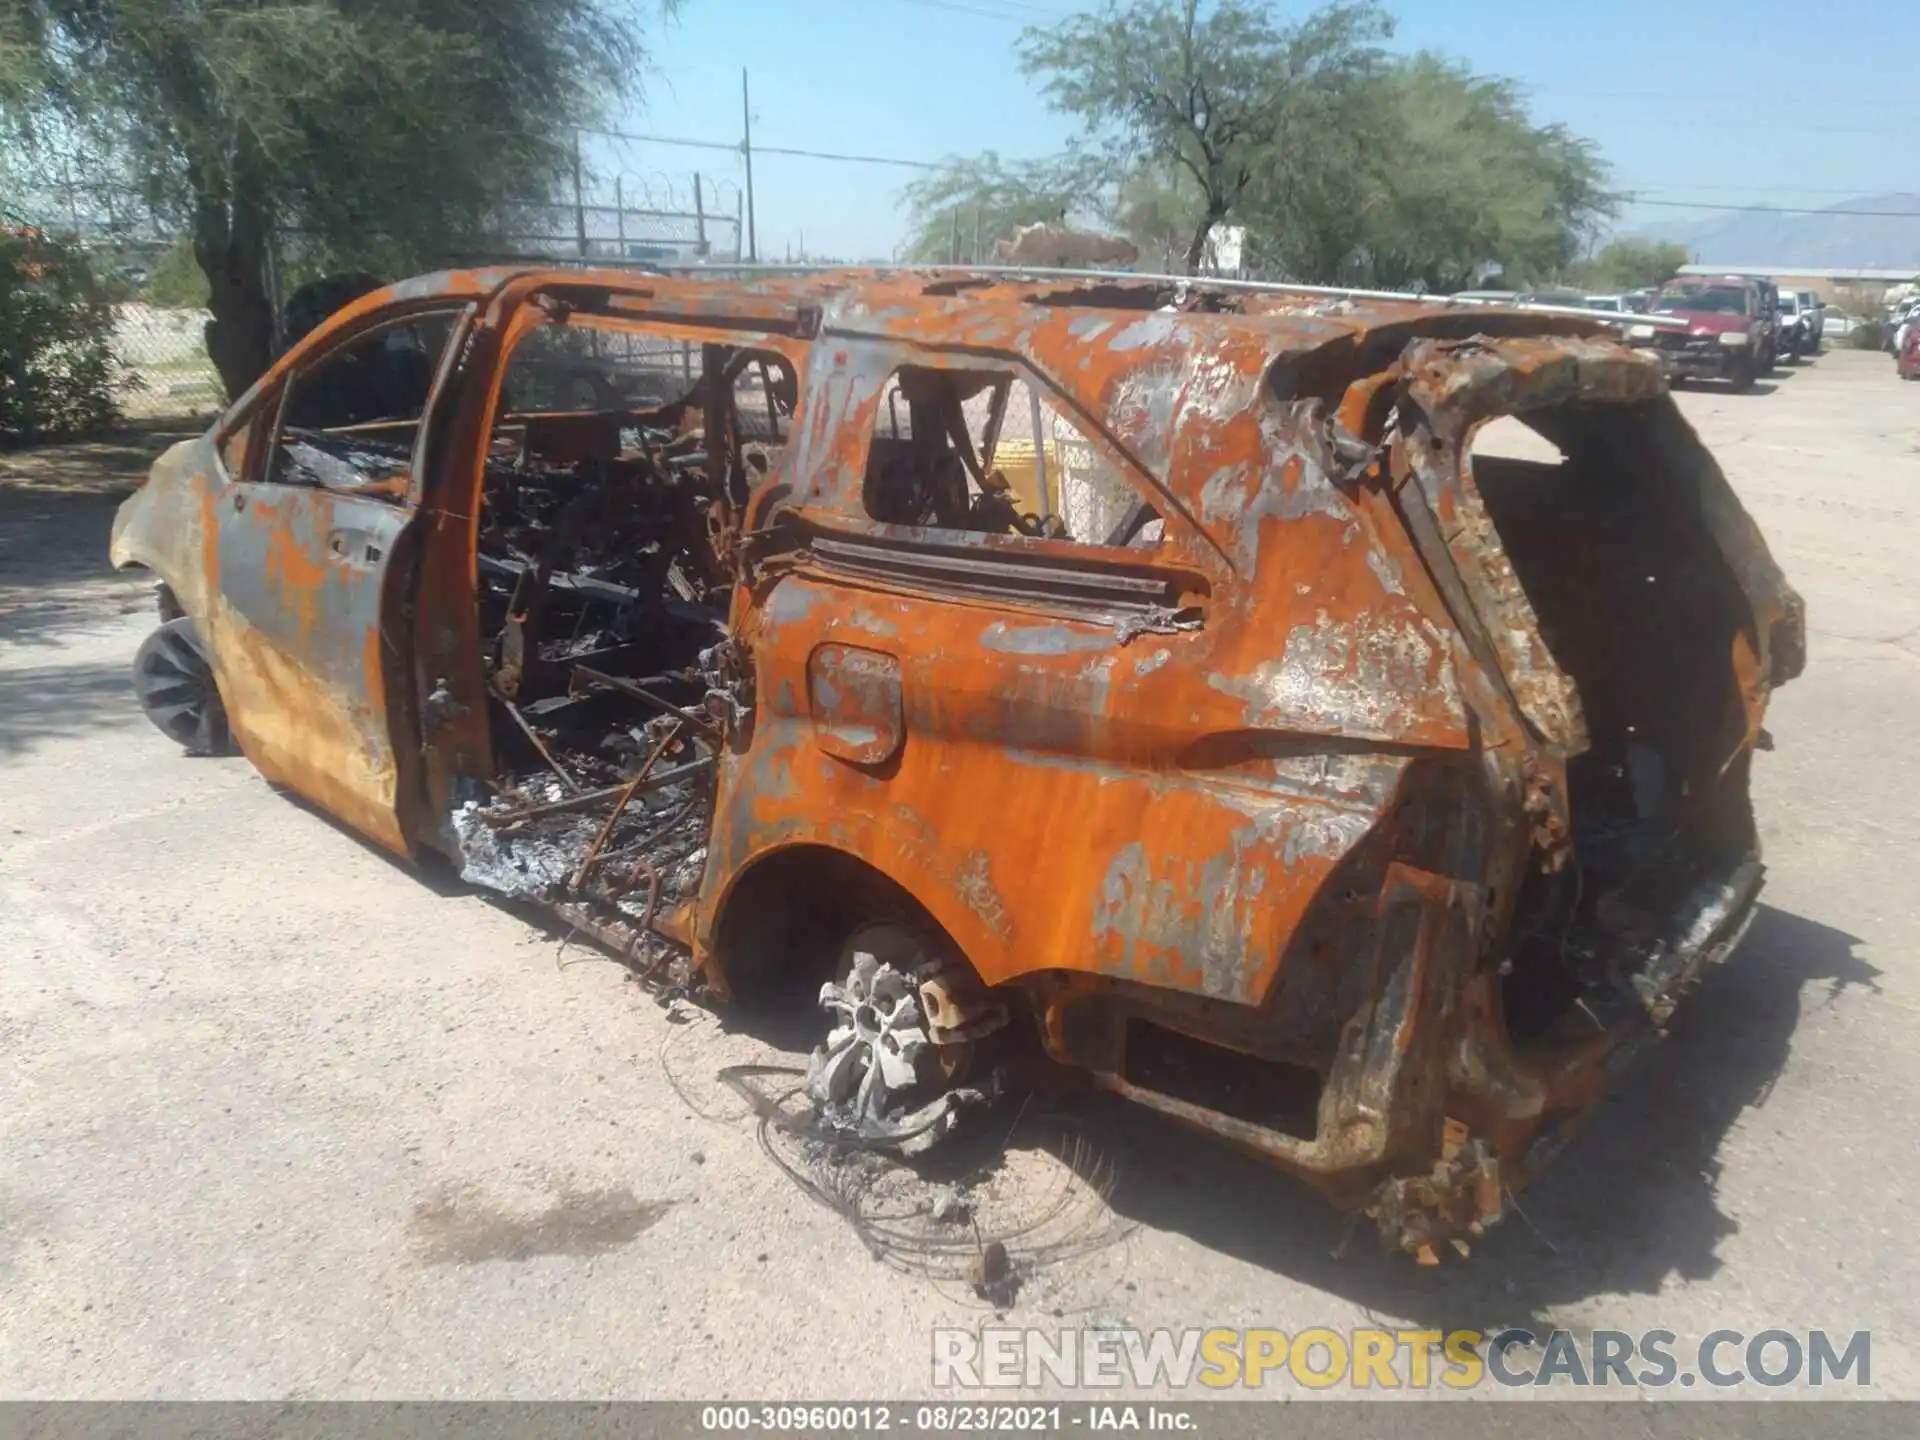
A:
[589, 0, 1916, 262]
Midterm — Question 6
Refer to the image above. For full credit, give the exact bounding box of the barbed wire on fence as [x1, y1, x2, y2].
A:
[8, 91, 931, 425]
[10, 176, 744, 424]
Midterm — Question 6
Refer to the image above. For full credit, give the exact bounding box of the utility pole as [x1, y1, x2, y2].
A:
[972, 207, 982, 265]
[571, 131, 588, 258]
[693, 173, 707, 259]
[614, 176, 626, 252]
[740, 68, 758, 262]
[950, 208, 960, 264]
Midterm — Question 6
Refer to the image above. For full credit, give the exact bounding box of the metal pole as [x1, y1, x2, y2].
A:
[735, 191, 744, 262]
[950, 208, 959, 264]
[740, 69, 758, 262]
[973, 207, 981, 265]
[571, 132, 588, 257]
[615, 176, 626, 253]
[1029, 385, 1051, 521]
[693, 172, 707, 259]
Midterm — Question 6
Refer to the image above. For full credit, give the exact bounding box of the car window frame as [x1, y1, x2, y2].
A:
[779, 344, 1218, 628]
[841, 353, 1184, 557]
[236, 302, 476, 503]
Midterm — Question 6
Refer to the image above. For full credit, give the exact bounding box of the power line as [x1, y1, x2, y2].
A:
[1620, 181, 1916, 197]
[588, 127, 740, 154]
[1627, 197, 1920, 217]
[867, 0, 1071, 23]
[581, 126, 1920, 213]
[874, 0, 1049, 22]
[755, 143, 945, 171]
[584, 125, 950, 171]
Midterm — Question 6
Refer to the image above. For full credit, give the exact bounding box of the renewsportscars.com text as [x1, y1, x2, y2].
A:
[932, 1326, 1872, 1391]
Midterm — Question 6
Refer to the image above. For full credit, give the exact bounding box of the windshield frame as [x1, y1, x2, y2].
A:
[1655, 285, 1752, 317]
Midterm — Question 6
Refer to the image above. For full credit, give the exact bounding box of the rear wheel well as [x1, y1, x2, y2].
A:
[711, 844, 962, 1011]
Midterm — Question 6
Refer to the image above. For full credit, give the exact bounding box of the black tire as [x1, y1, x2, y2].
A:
[132, 617, 234, 756]
[1729, 358, 1757, 393]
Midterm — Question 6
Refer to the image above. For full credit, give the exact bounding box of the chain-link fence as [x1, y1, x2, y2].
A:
[10, 183, 745, 430]
[110, 299, 225, 421]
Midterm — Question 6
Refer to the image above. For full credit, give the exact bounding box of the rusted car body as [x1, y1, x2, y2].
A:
[110, 267, 1803, 1257]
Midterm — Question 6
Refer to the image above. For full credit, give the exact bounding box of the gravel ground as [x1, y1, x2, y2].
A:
[2, 349, 1916, 1400]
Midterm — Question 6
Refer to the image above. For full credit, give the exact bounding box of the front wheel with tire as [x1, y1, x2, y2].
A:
[1728, 357, 1757, 393]
[132, 617, 233, 755]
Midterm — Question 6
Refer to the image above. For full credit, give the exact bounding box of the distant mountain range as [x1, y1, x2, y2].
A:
[1629, 193, 1920, 271]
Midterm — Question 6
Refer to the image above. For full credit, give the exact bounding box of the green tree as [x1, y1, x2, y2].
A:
[1321, 54, 1614, 292]
[1572, 238, 1692, 292]
[899, 152, 1102, 262]
[0, 229, 119, 444]
[1016, 0, 1392, 274]
[1, 0, 656, 398]
[1109, 161, 1207, 272]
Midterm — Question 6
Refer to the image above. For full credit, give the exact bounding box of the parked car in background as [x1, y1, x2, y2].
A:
[1894, 301, 1920, 359]
[1797, 290, 1824, 350]
[1630, 277, 1770, 390]
[1884, 297, 1918, 354]
[1582, 294, 1632, 314]
[1899, 320, 1920, 379]
[1774, 291, 1815, 362]
[1516, 290, 1592, 311]
[1751, 276, 1782, 371]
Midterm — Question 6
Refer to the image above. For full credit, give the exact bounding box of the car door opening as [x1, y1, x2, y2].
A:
[446, 323, 795, 974]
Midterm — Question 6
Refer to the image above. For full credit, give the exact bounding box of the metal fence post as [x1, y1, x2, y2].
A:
[571, 131, 588, 257]
[694, 173, 707, 259]
[740, 69, 758, 262]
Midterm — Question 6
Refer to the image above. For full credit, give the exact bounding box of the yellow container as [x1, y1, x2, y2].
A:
[988, 437, 1060, 516]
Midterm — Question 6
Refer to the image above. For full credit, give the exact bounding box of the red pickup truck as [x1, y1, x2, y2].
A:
[1627, 277, 1769, 390]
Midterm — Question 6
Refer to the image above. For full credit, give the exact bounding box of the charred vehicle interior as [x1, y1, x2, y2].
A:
[108, 269, 1804, 1260]
[1468, 401, 1763, 1048]
[454, 321, 804, 974]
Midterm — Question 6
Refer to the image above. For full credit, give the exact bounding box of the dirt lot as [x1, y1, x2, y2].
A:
[2, 350, 1917, 1399]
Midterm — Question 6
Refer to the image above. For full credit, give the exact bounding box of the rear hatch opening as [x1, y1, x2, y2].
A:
[1457, 393, 1773, 1050]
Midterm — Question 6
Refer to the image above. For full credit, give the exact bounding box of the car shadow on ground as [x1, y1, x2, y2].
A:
[1673, 380, 1782, 398]
[0, 427, 189, 651]
[1079, 903, 1877, 1327]
[0, 657, 146, 759]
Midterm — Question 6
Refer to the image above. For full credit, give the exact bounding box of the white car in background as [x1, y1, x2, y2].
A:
[1887, 297, 1920, 354]
[1774, 291, 1815, 361]
[1797, 291, 1824, 348]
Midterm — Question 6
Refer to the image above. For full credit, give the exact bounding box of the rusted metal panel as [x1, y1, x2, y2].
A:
[807, 643, 903, 766]
[206, 482, 413, 853]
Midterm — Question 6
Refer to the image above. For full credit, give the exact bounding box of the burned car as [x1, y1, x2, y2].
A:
[110, 267, 1803, 1259]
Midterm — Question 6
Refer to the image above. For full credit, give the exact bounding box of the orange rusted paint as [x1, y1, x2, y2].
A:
[112, 266, 1803, 1255]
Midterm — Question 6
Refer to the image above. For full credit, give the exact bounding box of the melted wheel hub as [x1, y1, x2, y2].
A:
[805, 930, 997, 1156]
